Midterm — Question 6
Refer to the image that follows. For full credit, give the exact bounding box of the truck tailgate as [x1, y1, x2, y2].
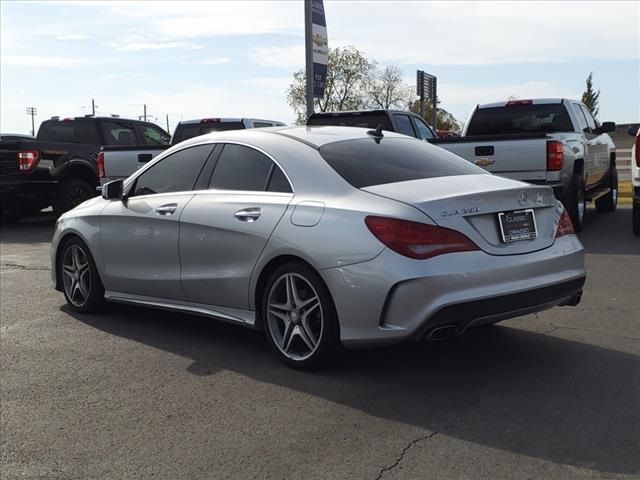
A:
[101, 145, 168, 183]
[433, 135, 550, 182]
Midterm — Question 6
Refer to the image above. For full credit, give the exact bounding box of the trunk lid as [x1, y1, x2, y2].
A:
[363, 174, 559, 256]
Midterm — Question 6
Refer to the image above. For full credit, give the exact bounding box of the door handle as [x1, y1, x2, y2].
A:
[156, 203, 177, 216]
[138, 153, 153, 162]
[234, 207, 261, 222]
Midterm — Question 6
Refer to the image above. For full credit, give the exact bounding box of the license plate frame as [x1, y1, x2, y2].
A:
[498, 209, 538, 243]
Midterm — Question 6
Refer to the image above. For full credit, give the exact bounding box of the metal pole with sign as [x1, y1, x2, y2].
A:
[305, 0, 329, 120]
[416, 70, 437, 129]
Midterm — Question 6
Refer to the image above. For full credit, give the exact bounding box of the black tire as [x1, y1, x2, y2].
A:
[53, 178, 95, 218]
[595, 165, 618, 213]
[58, 237, 105, 314]
[261, 262, 342, 370]
[633, 201, 640, 236]
[564, 173, 586, 232]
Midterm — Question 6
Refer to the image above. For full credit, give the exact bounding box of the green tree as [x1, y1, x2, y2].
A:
[581, 72, 600, 120]
[287, 46, 374, 124]
[408, 97, 460, 131]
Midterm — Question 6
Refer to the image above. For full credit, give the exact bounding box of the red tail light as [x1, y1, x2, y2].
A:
[97, 152, 105, 178]
[555, 208, 575, 238]
[635, 132, 640, 168]
[365, 216, 479, 260]
[546, 140, 564, 171]
[18, 150, 40, 173]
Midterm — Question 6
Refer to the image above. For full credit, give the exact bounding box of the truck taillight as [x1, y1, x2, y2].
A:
[18, 150, 40, 173]
[97, 152, 105, 178]
[546, 141, 564, 171]
[635, 132, 640, 168]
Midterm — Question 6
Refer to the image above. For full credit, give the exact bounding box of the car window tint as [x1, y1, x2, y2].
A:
[466, 104, 573, 135]
[209, 144, 273, 191]
[132, 145, 212, 196]
[393, 114, 417, 137]
[267, 166, 292, 193]
[319, 137, 483, 188]
[102, 121, 137, 146]
[140, 124, 170, 145]
[36, 119, 101, 144]
[413, 118, 435, 139]
[580, 105, 597, 130]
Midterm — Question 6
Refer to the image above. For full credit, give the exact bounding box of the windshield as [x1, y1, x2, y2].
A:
[466, 104, 573, 135]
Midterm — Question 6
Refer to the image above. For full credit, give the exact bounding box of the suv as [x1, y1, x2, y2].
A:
[307, 110, 436, 140]
[0, 116, 170, 222]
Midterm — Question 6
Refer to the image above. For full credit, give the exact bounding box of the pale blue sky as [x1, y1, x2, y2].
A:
[1, 0, 638, 134]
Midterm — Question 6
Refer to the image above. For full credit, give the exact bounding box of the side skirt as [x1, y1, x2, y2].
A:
[104, 290, 256, 328]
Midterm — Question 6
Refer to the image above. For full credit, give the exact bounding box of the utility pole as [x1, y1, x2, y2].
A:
[304, 0, 314, 119]
[91, 98, 96, 116]
[166, 114, 170, 133]
[25, 107, 37, 136]
[143, 104, 147, 122]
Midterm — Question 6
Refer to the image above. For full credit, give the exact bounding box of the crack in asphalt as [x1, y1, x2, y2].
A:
[0, 263, 50, 271]
[374, 431, 439, 480]
[541, 322, 639, 341]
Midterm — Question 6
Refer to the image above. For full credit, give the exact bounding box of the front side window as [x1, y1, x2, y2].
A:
[102, 121, 137, 146]
[393, 114, 417, 137]
[571, 103, 589, 132]
[139, 124, 171, 145]
[131, 145, 212, 196]
[413, 117, 435, 140]
[209, 144, 288, 192]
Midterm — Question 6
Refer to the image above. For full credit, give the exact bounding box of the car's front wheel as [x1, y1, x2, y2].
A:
[262, 262, 341, 369]
[595, 164, 618, 213]
[59, 238, 104, 313]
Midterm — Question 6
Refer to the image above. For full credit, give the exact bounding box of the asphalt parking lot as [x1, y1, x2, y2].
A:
[1, 207, 638, 480]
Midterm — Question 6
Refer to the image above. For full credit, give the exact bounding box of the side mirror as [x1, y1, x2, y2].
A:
[101, 179, 123, 200]
[628, 124, 639, 136]
[598, 121, 616, 133]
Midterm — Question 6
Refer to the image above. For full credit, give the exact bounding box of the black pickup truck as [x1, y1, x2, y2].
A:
[0, 116, 170, 222]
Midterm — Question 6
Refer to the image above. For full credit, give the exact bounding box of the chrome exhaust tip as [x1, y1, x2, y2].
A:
[427, 324, 458, 341]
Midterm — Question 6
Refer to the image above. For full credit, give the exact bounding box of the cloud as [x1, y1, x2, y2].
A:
[108, 40, 203, 52]
[1, 54, 102, 68]
[249, 46, 305, 69]
[57, 33, 90, 41]
[195, 57, 231, 66]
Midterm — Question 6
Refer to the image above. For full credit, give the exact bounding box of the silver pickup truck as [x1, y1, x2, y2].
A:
[99, 117, 285, 186]
[432, 98, 617, 231]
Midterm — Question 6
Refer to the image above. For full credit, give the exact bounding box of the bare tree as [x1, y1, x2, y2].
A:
[366, 65, 413, 110]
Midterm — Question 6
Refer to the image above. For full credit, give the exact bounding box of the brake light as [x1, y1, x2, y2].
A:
[506, 100, 533, 106]
[18, 150, 40, 173]
[635, 132, 640, 168]
[546, 141, 564, 171]
[201, 118, 220, 123]
[97, 151, 105, 178]
[365, 216, 479, 260]
[555, 208, 575, 238]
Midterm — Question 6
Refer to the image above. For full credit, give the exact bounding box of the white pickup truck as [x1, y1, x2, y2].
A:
[99, 117, 285, 186]
[432, 98, 617, 231]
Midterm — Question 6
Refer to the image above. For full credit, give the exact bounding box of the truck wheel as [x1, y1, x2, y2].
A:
[564, 174, 586, 232]
[633, 201, 640, 236]
[53, 179, 95, 217]
[595, 165, 618, 213]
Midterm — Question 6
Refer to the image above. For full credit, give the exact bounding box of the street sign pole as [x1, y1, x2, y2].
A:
[417, 70, 425, 118]
[304, 0, 314, 120]
[432, 77, 437, 130]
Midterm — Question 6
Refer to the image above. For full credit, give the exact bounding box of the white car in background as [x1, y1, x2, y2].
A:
[630, 125, 640, 235]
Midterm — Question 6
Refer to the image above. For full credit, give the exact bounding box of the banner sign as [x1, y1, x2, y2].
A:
[311, 0, 328, 98]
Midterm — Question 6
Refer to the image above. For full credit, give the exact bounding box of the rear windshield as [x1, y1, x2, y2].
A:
[308, 114, 393, 131]
[319, 137, 483, 188]
[36, 119, 101, 144]
[466, 104, 573, 135]
[173, 122, 245, 143]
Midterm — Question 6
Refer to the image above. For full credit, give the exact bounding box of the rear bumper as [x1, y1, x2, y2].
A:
[321, 234, 585, 348]
[0, 178, 55, 214]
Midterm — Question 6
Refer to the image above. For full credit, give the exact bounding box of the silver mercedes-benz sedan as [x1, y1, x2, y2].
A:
[51, 126, 585, 368]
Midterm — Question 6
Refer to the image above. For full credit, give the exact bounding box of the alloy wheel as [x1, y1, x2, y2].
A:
[62, 244, 91, 307]
[266, 273, 323, 361]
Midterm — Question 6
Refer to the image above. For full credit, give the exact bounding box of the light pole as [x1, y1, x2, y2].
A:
[25, 107, 37, 136]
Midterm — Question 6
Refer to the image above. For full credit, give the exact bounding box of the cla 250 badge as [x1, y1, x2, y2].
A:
[440, 206, 481, 217]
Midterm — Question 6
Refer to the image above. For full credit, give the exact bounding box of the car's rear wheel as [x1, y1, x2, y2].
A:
[564, 173, 586, 232]
[633, 200, 640, 236]
[262, 262, 341, 369]
[59, 238, 104, 313]
[595, 164, 618, 213]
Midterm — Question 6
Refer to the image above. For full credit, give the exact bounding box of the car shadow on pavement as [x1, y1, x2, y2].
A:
[578, 207, 640, 255]
[66, 303, 639, 476]
[0, 213, 56, 244]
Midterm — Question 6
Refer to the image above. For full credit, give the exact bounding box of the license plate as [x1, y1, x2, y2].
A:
[498, 209, 537, 243]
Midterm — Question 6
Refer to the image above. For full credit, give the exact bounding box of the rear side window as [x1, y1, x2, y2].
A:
[173, 122, 245, 143]
[102, 121, 137, 146]
[319, 137, 483, 188]
[580, 105, 597, 130]
[209, 144, 283, 192]
[307, 114, 394, 131]
[36, 119, 101, 144]
[466, 104, 573, 135]
[131, 145, 212, 196]
[139, 124, 171, 145]
[393, 114, 417, 137]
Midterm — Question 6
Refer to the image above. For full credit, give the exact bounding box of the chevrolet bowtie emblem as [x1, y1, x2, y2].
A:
[312, 34, 327, 47]
[474, 158, 495, 167]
